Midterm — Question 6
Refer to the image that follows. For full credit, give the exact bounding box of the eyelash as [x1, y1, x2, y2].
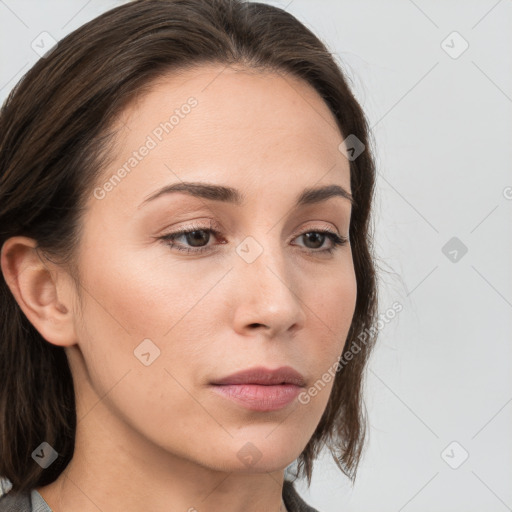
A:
[158, 221, 348, 256]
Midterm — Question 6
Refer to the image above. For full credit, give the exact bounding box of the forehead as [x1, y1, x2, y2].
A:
[89, 64, 351, 212]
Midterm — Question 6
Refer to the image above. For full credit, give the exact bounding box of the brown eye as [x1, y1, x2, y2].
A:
[159, 221, 222, 254]
[301, 232, 326, 249]
[183, 230, 210, 247]
[159, 224, 347, 256]
[293, 229, 348, 254]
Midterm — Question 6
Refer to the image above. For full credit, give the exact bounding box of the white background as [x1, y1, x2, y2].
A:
[1, 1, 511, 511]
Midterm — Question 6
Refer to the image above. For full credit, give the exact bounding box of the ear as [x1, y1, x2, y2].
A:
[0, 236, 77, 347]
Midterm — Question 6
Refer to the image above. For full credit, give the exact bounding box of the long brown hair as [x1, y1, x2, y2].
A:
[0, 0, 378, 495]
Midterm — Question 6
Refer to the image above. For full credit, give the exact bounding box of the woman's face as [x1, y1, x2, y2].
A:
[69, 64, 357, 473]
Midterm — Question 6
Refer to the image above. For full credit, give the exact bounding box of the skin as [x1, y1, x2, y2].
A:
[1, 64, 356, 512]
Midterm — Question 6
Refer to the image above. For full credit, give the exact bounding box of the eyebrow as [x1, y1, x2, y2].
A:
[138, 181, 355, 209]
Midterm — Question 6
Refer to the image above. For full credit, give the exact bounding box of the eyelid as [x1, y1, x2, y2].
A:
[291, 221, 341, 238]
[160, 219, 341, 240]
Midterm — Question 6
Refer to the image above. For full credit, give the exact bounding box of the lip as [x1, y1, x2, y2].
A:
[210, 366, 306, 412]
[211, 366, 306, 387]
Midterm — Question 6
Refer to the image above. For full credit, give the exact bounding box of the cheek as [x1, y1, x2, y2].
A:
[72, 250, 225, 451]
[307, 262, 357, 353]
[77, 236, 225, 336]
[287, 262, 357, 414]
[74, 243, 232, 391]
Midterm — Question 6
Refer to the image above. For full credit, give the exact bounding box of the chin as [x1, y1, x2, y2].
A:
[203, 435, 305, 474]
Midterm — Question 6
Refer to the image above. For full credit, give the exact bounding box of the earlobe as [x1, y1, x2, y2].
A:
[0, 236, 76, 347]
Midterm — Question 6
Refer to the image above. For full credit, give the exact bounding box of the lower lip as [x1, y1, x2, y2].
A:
[210, 384, 302, 411]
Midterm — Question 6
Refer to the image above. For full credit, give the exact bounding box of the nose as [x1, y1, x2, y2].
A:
[230, 242, 306, 338]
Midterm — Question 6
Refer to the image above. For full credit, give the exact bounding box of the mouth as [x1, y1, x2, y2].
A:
[210, 366, 306, 412]
[210, 365, 306, 386]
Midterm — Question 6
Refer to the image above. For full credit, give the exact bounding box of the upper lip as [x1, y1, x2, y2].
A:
[211, 366, 306, 387]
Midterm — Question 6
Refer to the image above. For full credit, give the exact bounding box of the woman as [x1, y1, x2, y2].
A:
[0, 1, 378, 510]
